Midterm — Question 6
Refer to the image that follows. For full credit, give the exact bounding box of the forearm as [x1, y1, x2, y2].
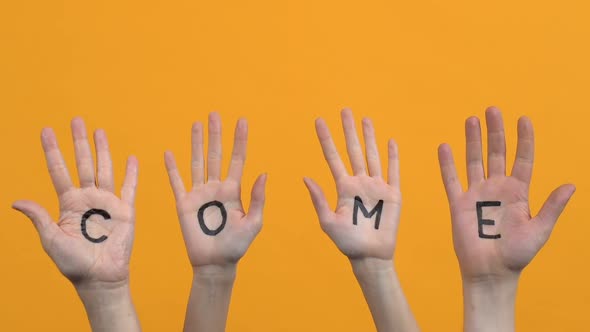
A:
[462, 274, 519, 332]
[75, 280, 141, 332]
[184, 264, 237, 332]
[351, 258, 419, 332]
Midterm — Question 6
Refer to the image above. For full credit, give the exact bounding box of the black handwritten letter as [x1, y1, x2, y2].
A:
[476, 201, 502, 239]
[81, 209, 111, 243]
[353, 196, 384, 230]
[198, 201, 228, 236]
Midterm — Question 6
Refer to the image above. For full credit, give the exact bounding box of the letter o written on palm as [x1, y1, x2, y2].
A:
[164, 113, 268, 268]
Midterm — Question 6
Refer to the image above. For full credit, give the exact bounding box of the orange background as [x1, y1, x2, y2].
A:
[1, 1, 589, 331]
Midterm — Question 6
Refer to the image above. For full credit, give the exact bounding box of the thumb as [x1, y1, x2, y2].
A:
[303, 177, 332, 222]
[246, 173, 268, 227]
[534, 184, 576, 236]
[12, 200, 58, 240]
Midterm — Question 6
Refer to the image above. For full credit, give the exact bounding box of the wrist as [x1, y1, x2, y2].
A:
[74, 280, 139, 332]
[184, 264, 237, 332]
[75, 280, 134, 313]
[350, 257, 395, 280]
[462, 272, 520, 295]
[75, 279, 131, 302]
[462, 274, 519, 332]
[349, 258, 420, 332]
[193, 264, 237, 284]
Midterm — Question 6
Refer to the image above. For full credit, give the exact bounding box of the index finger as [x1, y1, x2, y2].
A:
[438, 144, 462, 202]
[227, 118, 248, 182]
[315, 118, 348, 182]
[511, 116, 535, 185]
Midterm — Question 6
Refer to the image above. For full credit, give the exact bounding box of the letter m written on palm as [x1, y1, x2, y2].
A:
[353, 196, 384, 230]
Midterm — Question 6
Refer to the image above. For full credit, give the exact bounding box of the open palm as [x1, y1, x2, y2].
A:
[165, 113, 267, 268]
[13, 118, 138, 284]
[438, 107, 575, 280]
[305, 110, 401, 260]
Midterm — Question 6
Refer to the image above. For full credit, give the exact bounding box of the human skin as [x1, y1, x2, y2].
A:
[164, 113, 267, 332]
[12, 118, 141, 332]
[304, 109, 419, 332]
[437, 107, 575, 332]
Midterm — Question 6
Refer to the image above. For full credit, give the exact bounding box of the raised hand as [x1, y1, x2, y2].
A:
[304, 109, 418, 332]
[438, 107, 575, 332]
[12, 118, 140, 332]
[438, 107, 575, 280]
[165, 113, 267, 332]
[304, 109, 401, 260]
[165, 113, 267, 268]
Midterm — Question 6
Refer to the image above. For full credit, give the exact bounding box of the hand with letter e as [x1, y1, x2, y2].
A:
[304, 109, 419, 332]
[12, 118, 140, 332]
[437, 107, 575, 332]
